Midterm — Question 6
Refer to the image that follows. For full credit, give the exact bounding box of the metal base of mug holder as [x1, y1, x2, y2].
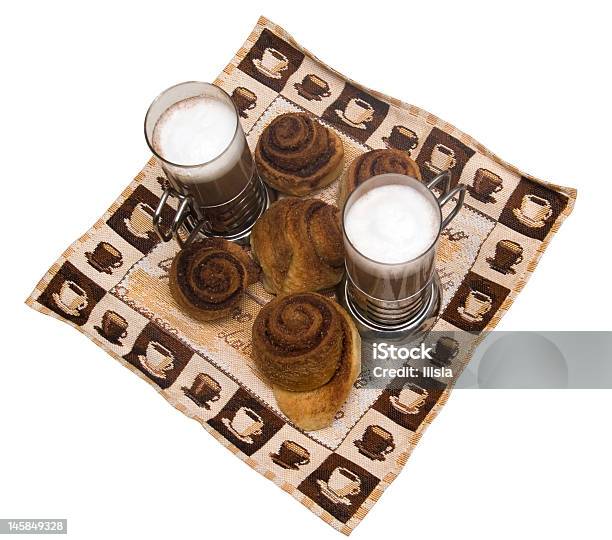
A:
[336, 273, 442, 343]
[153, 174, 275, 247]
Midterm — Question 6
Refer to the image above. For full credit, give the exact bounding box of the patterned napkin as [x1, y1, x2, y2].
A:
[26, 16, 576, 534]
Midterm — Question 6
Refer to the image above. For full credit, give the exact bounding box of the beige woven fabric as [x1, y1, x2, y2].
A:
[26, 17, 576, 535]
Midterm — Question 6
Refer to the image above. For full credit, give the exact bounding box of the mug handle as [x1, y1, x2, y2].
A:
[321, 91, 331, 97]
[153, 186, 195, 246]
[247, 102, 256, 110]
[515, 255, 524, 265]
[300, 457, 311, 465]
[112, 259, 123, 268]
[427, 170, 452, 196]
[544, 207, 553, 220]
[211, 394, 220, 402]
[428, 171, 467, 230]
[383, 441, 396, 455]
[494, 184, 504, 193]
[120, 329, 128, 339]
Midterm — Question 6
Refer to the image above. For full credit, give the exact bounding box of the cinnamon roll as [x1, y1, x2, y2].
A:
[169, 239, 259, 322]
[252, 293, 361, 431]
[250, 198, 344, 295]
[255, 112, 344, 196]
[339, 148, 422, 206]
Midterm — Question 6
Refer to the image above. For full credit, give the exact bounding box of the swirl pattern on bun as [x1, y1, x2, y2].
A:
[339, 148, 422, 206]
[255, 112, 344, 196]
[250, 198, 344, 295]
[169, 239, 259, 322]
[252, 292, 361, 431]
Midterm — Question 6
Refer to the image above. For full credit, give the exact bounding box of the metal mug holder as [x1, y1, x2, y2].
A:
[153, 171, 273, 247]
[337, 170, 466, 342]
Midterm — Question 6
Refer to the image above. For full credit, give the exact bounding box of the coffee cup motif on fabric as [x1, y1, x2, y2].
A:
[354, 424, 395, 461]
[94, 310, 128, 345]
[383, 125, 419, 155]
[487, 239, 524, 275]
[270, 440, 311, 470]
[231, 86, 258, 118]
[294, 73, 332, 101]
[85, 241, 123, 275]
[468, 168, 504, 204]
[430, 336, 460, 367]
[182, 373, 222, 410]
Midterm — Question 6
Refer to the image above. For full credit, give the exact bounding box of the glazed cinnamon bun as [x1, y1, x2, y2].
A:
[255, 112, 344, 196]
[169, 239, 259, 322]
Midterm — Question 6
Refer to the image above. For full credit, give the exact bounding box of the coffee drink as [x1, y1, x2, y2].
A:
[295, 74, 331, 100]
[146, 82, 268, 242]
[231, 87, 257, 118]
[460, 290, 492, 322]
[182, 373, 221, 409]
[151, 94, 255, 208]
[427, 143, 456, 172]
[383, 125, 419, 153]
[270, 440, 311, 469]
[488, 239, 523, 274]
[470, 168, 503, 201]
[431, 336, 459, 367]
[344, 183, 440, 300]
[85, 241, 123, 274]
[95, 310, 128, 344]
[354, 425, 395, 460]
[54, 280, 88, 315]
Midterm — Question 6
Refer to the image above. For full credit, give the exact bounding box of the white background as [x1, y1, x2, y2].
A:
[2, 1, 611, 538]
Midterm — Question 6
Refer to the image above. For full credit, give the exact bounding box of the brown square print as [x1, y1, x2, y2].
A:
[442, 271, 511, 332]
[281, 56, 345, 116]
[123, 322, 193, 388]
[336, 409, 412, 479]
[416, 127, 476, 186]
[168, 353, 240, 422]
[107, 185, 174, 254]
[322, 83, 389, 143]
[499, 177, 569, 240]
[372, 374, 446, 432]
[298, 453, 380, 524]
[366, 105, 433, 158]
[37, 261, 106, 326]
[208, 387, 285, 456]
[251, 424, 332, 484]
[458, 156, 522, 220]
[237, 28, 305, 92]
[471, 223, 541, 290]
[218, 71, 279, 133]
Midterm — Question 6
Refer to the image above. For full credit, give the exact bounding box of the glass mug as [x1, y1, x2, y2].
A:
[144, 81, 270, 245]
[342, 171, 466, 331]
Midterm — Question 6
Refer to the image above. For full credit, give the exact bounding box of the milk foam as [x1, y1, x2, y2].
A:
[152, 95, 237, 166]
[345, 184, 439, 264]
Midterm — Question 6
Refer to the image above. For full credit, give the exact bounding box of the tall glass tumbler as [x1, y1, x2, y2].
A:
[342, 171, 466, 328]
[144, 81, 269, 245]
